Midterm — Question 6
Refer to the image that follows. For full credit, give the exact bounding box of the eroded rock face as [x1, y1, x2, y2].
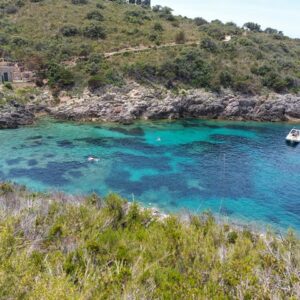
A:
[2, 83, 299, 128]
[0, 99, 50, 129]
[49, 83, 300, 123]
[0, 101, 35, 129]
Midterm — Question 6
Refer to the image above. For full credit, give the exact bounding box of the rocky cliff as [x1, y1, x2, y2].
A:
[1, 82, 300, 129]
[50, 82, 300, 124]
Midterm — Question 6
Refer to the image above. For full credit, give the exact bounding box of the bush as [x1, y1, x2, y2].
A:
[251, 65, 273, 76]
[227, 231, 238, 244]
[15, 0, 25, 7]
[83, 24, 106, 39]
[96, 3, 105, 9]
[11, 37, 28, 46]
[71, 0, 88, 4]
[4, 82, 13, 90]
[0, 34, 9, 45]
[148, 33, 159, 42]
[262, 72, 289, 92]
[234, 76, 258, 94]
[86, 10, 104, 21]
[205, 26, 226, 40]
[194, 17, 208, 26]
[201, 38, 218, 52]
[164, 50, 213, 88]
[0, 183, 14, 195]
[158, 6, 175, 21]
[124, 10, 150, 24]
[105, 193, 125, 227]
[60, 25, 80, 37]
[87, 74, 106, 91]
[175, 31, 186, 44]
[219, 71, 233, 88]
[5, 6, 18, 14]
[46, 63, 75, 89]
[153, 22, 164, 32]
[243, 22, 261, 32]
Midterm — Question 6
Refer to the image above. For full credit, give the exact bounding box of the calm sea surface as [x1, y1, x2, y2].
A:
[1, 118, 299, 231]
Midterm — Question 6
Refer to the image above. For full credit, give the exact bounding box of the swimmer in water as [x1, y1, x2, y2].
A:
[157, 137, 161, 142]
[87, 156, 99, 162]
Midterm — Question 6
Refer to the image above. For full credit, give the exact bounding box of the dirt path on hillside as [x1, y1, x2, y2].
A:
[104, 41, 200, 58]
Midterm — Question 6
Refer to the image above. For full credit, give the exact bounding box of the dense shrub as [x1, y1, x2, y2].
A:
[153, 22, 164, 32]
[194, 17, 208, 26]
[0, 34, 9, 44]
[5, 6, 18, 14]
[96, 3, 105, 9]
[86, 10, 104, 21]
[172, 50, 213, 87]
[205, 26, 226, 40]
[175, 31, 186, 44]
[85, 53, 104, 75]
[227, 231, 238, 244]
[201, 37, 218, 52]
[11, 37, 28, 46]
[243, 22, 261, 32]
[83, 24, 106, 39]
[71, 0, 88, 4]
[15, 0, 25, 7]
[46, 63, 75, 89]
[219, 70, 233, 88]
[262, 72, 289, 92]
[124, 10, 150, 24]
[148, 33, 159, 42]
[251, 65, 273, 76]
[234, 76, 258, 94]
[60, 25, 80, 37]
[88, 74, 106, 91]
[156, 6, 175, 21]
[4, 82, 13, 90]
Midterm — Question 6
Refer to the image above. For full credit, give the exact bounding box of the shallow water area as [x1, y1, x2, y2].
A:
[1, 118, 300, 231]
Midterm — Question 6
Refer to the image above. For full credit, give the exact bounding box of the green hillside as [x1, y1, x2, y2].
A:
[0, 183, 299, 299]
[1, 0, 300, 95]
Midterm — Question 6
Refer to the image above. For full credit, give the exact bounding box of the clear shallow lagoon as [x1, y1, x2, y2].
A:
[1, 118, 300, 231]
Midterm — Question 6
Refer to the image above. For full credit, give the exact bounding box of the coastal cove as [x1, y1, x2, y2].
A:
[1, 118, 300, 231]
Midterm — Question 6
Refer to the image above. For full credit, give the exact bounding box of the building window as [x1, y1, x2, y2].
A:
[3, 72, 9, 81]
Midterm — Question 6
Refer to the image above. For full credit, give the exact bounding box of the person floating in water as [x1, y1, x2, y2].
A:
[157, 137, 161, 142]
[87, 156, 99, 162]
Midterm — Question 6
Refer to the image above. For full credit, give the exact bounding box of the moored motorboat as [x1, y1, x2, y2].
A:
[286, 128, 300, 143]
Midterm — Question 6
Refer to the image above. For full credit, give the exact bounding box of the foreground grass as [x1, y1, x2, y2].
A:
[0, 183, 299, 299]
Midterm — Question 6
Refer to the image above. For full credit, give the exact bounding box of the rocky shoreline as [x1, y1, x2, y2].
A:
[0, 100, 49, 129]
[49, 82, 300, 124]
[1, 82, 300, 128]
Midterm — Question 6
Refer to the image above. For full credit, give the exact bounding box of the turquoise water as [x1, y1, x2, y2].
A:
[1, 118, 300, 231]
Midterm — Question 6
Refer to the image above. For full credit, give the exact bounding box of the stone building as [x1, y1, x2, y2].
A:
[0, 60, 14, 82]
[0, 59, 35, 83]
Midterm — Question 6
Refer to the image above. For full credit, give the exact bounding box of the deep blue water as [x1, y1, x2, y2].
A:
[1, 118, 300, 231]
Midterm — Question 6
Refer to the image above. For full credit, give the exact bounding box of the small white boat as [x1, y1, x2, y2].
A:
[286, 129, 300, 143]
